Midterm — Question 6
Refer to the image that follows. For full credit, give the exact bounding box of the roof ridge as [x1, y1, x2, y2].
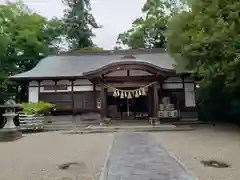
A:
[57, 48, 167, 56]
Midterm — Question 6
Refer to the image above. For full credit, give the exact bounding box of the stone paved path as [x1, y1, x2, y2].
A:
[100, 132, 198, 180]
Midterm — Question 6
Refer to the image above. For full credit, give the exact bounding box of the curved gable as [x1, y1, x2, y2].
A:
[83, 60, 175, 78]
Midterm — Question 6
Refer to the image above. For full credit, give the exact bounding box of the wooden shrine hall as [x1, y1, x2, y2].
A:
[10, 49, 198, 121]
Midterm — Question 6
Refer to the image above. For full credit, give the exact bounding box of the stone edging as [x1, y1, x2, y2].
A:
[62, 126, 195, 134]
[99, 134, 115, 180]
[152, 134, 200, 180]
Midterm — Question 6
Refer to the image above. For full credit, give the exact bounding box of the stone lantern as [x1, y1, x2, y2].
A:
[0, 99, 22, 141]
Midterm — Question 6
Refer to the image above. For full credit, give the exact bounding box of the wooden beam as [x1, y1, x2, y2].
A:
[29, 84, 93, 87]
[181, 75, 186, 108]
[83, 63, 175, 78]
[71, 80, 75, 114]
[93, 83, 97, 110]
[38, 80, 41, 102]
[54, 80, 57, 92]
[153, 83, 159, 118]
[127, 70, 130, 76]
[100, 83, 107, 118]
[148, 87, 152, 117]
[101, 75, 163, 83]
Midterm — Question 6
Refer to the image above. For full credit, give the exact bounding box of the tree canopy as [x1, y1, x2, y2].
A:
[167, 0, 240, 120]
[0, 0, 102, 104]
[167, 0, 240, 81]
[0, 2, 63, 103]
[117, 0, 187, 49]
[62, 0, 101, 49]
[118, 0, 240, 121]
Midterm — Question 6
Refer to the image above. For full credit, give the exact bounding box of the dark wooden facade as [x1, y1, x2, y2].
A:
[27, 62, 196, 120]
[27, 75, 197, 120]
[13, 50, 197, 120]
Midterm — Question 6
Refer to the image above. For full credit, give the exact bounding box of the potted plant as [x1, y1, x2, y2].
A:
[18, 102, 54, 130]
[19, 102, 54, 116]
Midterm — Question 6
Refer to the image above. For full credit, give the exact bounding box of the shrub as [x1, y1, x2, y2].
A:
[20, 102, 54, 115]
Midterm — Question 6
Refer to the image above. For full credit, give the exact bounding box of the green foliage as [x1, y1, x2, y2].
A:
[20, 102, 54, 115]
[78, 47, 104, 52]
[0, 1, 64, 103]
[117, 0, 187, 49]
[167, 0, 240, 78]
[167, 0, 240, 121]
[0, 2, 63, 72]
[62, 0, 101, 49]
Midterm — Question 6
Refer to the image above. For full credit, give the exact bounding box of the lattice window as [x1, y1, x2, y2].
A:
[43, 85, 68, 91]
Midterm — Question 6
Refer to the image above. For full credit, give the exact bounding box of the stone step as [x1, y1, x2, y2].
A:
[172, 120, 208, 126]
[44, 123, 89, 131]
[65, 125, 194, 134]
[44, 126, 75, 131]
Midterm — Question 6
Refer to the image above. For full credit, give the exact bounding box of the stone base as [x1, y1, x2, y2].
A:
[0, 128, 22, 142]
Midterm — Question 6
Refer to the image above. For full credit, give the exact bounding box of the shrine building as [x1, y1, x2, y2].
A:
[9, 48, 198, 121]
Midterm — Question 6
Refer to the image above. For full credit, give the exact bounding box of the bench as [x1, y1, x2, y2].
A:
[18, 114, 45, 130]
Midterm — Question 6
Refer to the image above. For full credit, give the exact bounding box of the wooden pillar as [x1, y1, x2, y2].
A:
[133, 99, 136, 119]
[148, 87, 152, 116]
[153, 83, 159, 118]
[181, 75, 185, 108]
[193, 77, 199, 120]
[100, 83, 107, 118]
[20, 81, 26, 102]
[37, 80, 40, 93]
[159, 83, 162, 103]
[93, 83, 97, 110]
[24, 81, 29, 102]
[71, 80, 75, 114]
[54, 80, 57, 92]
[38, 80, 41, 102]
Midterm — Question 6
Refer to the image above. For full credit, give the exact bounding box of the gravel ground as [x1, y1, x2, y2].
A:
[0, 132, 113, 180]
[153, 124, 240, 180]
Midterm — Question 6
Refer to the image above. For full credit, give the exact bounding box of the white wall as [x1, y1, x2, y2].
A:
[162, 77, 183, 89]
[40, 80, 55, 93]
[162, 83, 183, 89]
[164, 77, 182, 83]
[28, 87, 39, 102]
[28, 81, 38, 102]
[29, 81, 38, 86]
[73, 85, 93, 91]
[163, 77, 196, 107]
[28, 79, 196, 107]
[184, 83, 196, 107]
[105, 70, 127, 77]
[74, 79, 92, 85]
[164, 76, 194, 83]
[37, 79, 94, 93]
[129, 69, 152, 76]
[28, 79, 94, 102]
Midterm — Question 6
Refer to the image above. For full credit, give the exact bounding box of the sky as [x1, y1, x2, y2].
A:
[0, 0, 146, 49]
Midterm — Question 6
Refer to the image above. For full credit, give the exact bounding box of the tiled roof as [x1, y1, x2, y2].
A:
[10, 49, 176, 79]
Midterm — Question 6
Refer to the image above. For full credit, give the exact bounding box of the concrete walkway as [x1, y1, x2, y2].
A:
[100, 132, 198, 180]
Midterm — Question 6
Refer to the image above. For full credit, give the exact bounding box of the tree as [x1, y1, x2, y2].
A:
[167, 0, 240, 80]
[62, 0, 100, 49]
[167, 0, 240, 121]
[78, 47, 104, 52]
[0, 1, 64, 103]
[117, 0, 187, 49]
